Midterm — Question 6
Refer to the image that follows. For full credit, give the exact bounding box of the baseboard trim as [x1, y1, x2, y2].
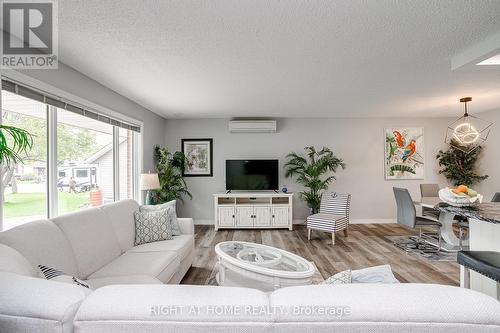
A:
[192, 218, 396, 225]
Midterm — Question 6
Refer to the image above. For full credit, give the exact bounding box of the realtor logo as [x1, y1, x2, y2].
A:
[1, 0, 58, 69]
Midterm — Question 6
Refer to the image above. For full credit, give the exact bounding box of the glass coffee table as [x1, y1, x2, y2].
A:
[215, 241, 315, 291]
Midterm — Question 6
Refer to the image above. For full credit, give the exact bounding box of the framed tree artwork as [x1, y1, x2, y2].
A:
[181, 138, 213, 177]
[384, 127, 425, 180]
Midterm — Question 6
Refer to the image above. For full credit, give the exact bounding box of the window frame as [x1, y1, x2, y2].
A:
[0, 73, 143, 229]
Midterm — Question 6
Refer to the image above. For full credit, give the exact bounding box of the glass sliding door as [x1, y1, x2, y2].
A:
[57, 109, 114, 214]
[1, 79, 141, 230]
[118, 127, 137, 200]
[1, 90, 47, 230]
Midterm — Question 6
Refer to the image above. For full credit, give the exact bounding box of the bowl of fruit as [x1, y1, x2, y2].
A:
[438, 185, 483, 207]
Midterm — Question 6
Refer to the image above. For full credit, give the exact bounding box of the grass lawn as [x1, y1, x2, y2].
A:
[4, 192, 89, 218]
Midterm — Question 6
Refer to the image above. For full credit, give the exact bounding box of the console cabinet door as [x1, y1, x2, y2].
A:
[254, 206, 271, 226]
[236, 207, 254, 227]
[272, 207, 289, 227]
[218, 207, 235, 227]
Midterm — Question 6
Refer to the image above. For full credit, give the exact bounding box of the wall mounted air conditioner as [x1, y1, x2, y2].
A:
[228, 120, 277, 133]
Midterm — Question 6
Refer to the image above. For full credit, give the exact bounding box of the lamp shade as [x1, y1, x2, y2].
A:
[140, 173, 160, 190]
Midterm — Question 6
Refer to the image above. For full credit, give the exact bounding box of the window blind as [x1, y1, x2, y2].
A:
[1, 78, 141, 133]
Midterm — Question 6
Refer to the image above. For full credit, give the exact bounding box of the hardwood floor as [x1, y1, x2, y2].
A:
[181, 224, 459, 286]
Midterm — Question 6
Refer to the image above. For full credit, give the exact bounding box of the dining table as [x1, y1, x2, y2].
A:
[415, 197, 500, 300]
[413, 197, 467, 252]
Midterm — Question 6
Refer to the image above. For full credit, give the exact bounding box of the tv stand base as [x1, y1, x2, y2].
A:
[213, 192, 293, 231]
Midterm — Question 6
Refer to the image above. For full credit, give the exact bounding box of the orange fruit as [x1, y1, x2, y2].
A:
[456, 185, 468, 193]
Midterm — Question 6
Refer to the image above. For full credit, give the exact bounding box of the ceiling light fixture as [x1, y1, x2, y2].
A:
[445, 97, 493, 153]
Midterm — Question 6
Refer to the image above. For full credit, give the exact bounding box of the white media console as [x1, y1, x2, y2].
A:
[213, 192, 294, 231]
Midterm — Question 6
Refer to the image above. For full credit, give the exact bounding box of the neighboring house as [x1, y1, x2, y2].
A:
[84, 139, 131, 203]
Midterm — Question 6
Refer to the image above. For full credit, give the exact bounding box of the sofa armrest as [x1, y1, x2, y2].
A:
[0, 272, 91, 332]
[177, 218, 194, 235]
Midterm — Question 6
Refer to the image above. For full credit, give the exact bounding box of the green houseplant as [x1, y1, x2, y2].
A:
[0, 124, 33, 165]
[285, 146, 345, 214]
[436, 140, 488, 187]
[151, 146, 192, 204]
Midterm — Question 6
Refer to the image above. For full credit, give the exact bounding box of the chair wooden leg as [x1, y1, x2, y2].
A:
[343, 228, 348, 237]
[331, 232, 335, 245]
[307, 228, 311, 240]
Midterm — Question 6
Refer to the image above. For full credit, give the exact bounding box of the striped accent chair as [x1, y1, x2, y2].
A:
[307, 192, 351, 245]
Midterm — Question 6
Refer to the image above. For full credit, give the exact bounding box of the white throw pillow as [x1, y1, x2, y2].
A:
[0, 244, 38, 277]
[134, 209, 173, 245]
[38, 264, 90, 289]
[322, 269, 352, 284]
[351, 264, 399, 283]
[140, 200, 181, 236]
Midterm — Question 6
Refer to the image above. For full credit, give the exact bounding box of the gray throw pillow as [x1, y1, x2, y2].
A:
[134, 209, 173, 246]
[140, 200, 181, 236]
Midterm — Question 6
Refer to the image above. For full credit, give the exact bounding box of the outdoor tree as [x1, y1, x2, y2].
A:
[1, 111, 101, 197]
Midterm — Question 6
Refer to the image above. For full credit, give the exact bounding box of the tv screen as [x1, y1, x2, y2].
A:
[226, 160, 279, 191]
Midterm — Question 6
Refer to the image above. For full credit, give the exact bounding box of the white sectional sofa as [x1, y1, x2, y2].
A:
[0, 199, 195, 288]
[1, 199, 500, 333]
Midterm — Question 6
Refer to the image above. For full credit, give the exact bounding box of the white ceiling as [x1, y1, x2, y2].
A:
[58, 0, 500, 119]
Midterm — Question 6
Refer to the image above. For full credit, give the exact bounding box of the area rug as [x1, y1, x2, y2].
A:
[388, 235, 457, 261]
[206, 262, 324, 286]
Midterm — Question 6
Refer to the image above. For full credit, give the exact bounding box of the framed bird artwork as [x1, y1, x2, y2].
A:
[384, 127, 425, 180]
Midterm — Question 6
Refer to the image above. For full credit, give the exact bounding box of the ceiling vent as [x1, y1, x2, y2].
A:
[228, 120, 277, 133]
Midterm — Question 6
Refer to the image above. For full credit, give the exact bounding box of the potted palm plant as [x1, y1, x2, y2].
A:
[285, 146, 345, 214]
[0, 124, 33, 165]
[0, 125, 33, 198]
[151, 146, 192, 204]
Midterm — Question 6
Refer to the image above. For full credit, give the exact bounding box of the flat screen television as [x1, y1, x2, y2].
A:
[225, 160, 279, 191]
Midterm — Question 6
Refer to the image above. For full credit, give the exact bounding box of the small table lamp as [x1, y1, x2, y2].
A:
[140, 173, 160, 205]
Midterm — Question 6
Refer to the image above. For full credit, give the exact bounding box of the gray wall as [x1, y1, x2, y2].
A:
[13, 63, 166, 173]
[165, 117, 456, 223]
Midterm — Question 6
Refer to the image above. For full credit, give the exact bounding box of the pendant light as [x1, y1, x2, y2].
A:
[445, 97, 493, 153]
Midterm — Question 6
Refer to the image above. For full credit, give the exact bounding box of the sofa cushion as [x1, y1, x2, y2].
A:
[85, 275, 163, 289]
[0, 243, 38, 277]
[0, 272, 91, 333]
[99, 199, 139, 252]
[74, 285, 270, 332]
[52, 208, 122, 279]
[269, 284, 500, 328]
[128, 234, 194, 261]
[0, 219, 78, 276]
[88, 251, 180, 283]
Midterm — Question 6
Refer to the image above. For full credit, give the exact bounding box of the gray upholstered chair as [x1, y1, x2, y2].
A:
[492, 192, 500, 203]
[306, 192, 351, 245]
[393, 187, 442, 251]
[419, 184, 440, 219]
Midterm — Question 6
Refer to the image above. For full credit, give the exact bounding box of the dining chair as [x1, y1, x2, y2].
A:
[306, 192, 351, 245]
[393, 187, 442, 251]
[419, 184, 440, 219]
